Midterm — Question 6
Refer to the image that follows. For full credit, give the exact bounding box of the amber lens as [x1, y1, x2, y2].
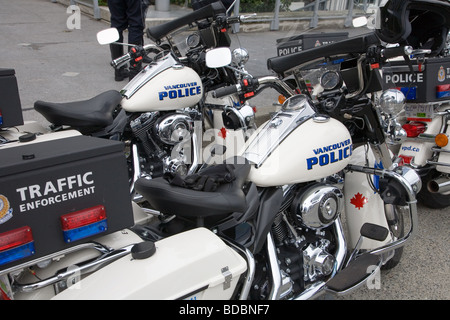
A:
[435, 133, 449, 147]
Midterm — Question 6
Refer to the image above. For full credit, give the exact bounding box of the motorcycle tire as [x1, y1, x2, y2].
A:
[417, 169, 450, 209]
[382, 205, 405, 270]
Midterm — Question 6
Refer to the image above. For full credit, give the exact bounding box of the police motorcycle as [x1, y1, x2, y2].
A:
[32, 1, 257, 200]
[375, 0, 450, 209]
[0, 1, 421, 301]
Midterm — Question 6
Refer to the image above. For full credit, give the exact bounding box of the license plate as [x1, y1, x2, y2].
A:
[405, 104, 434, 121]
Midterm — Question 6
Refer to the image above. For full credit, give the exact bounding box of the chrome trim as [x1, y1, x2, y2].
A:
[439, 112, 450, 133]
[155, 114, 194, 145]
[292, 218, 347, 300]
[370, 142, 394, 169]
[434, 109, 450, 116]
[295, 185, 344, 229]
[223, 103, 255, 130]
[427, 160, 450, 167]
[428, 176, 450, 194]
[267, 233, 282, 300]
[412, 133, 437, 142]
[0, 242, 113, 277]
[121, 53, 178, 99]
[256, 76, 296, 97]
[221, 238, 255, 300]
[431, 147, 450, 154]
[13, 245, 134, 293]
[187, 121, 201, 175]
[243, 95, 315, 168]
[332, 218, 347, 275]
[130, 143, 141, 196]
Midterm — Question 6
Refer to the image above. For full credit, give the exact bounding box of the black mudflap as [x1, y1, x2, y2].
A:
[326, 253, 381, 293]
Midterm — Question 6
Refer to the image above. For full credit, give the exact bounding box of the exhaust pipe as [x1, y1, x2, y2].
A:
[428, 176, 450, 194]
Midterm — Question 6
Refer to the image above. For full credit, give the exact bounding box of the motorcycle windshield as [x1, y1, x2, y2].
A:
[242, 95, 316, 168]
[120, 53, 178, 99]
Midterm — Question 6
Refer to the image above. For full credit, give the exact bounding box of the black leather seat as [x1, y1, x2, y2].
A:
[34, 90, 122, 129]
[135, 158, 251, 220]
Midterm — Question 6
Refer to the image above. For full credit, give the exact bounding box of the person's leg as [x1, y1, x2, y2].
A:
[125, 0, 145, 80]
[108, 0, 129, 81]
[125, 0, 144, 46]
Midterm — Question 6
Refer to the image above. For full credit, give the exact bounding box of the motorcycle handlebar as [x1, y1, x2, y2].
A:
[211, 76, 295, 99]
[212, 84, 241, 98]
[381, 46, 413, 59]
[111, 44, 161, 69]
[147, 1, 227, 42]
[225, 14, 257, 25]
[111, 52, 131, 68]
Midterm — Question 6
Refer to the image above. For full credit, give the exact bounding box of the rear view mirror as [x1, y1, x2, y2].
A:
[97, 28, 120, 45]
[352, 16, 368, 28]
[205, 47, 232, 68]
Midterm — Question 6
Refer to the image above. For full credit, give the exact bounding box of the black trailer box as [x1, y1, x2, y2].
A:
[276, 32, 349, 56]
[0, 69, 24, 128]
[382, 57, 450, 103]
[0, 135, 134, 270]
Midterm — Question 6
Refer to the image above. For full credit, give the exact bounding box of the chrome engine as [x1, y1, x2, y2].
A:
[291, 184, 344, 230]
[252, 182, 343, 299]
[155, 114, 194, 145]
[129, 111, 197, 177]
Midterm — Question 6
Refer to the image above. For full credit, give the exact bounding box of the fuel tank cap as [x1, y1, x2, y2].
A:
[313, 115, 330, 123]
[131, 241, 156, 260]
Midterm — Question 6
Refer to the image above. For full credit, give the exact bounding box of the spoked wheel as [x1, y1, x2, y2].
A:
[382, 204, 405, 270]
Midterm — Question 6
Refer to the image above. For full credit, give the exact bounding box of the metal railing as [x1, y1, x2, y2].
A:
[232, 0, 382, 32]
[70, 0, 101, 20]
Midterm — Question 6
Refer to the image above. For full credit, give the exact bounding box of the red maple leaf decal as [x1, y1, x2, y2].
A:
[218, 127, 228, 139]
[350, 192, 368, 210]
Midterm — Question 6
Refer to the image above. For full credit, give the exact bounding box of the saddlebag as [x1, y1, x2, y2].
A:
[382, 56, 450, 103]
[276, 32, 349, 57]
[0, 135, 134, 270]
[52, 228, 247, 300]
[0, 69, 24, 129]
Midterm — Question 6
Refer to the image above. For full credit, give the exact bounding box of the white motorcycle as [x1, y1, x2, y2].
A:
[0, 27, 421, 299]
[376, 0, 450, 209]
[32, 1, 257, 200]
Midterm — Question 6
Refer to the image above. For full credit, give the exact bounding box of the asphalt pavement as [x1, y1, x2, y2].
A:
[0, 0, 448, 300]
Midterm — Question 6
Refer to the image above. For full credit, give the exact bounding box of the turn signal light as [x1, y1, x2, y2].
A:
[0, 226, 35, 266]
[402, 122, 427, 137]
[278, 95, 286, 105]
[435, 133, 449, 147]
[60, 205, 107, 243]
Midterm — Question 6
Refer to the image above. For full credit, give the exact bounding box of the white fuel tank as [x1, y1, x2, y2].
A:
[120, 54, 203, 112]
[242, 95, 352, 187]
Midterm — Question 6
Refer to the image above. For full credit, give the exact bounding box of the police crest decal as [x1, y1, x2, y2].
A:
[0, 195, 13, 224]
[438, 66, 446, 82]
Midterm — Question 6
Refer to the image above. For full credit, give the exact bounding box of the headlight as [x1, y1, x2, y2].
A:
[380, 89, 405, 117]
[232, 48, 249, 66]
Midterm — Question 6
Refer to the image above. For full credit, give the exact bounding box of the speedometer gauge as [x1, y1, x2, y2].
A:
[186, 33, 200, 48]
[320, 71, 342, 90]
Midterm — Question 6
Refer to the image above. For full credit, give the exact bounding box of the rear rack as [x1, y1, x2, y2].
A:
[1, 241, 133, 294]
